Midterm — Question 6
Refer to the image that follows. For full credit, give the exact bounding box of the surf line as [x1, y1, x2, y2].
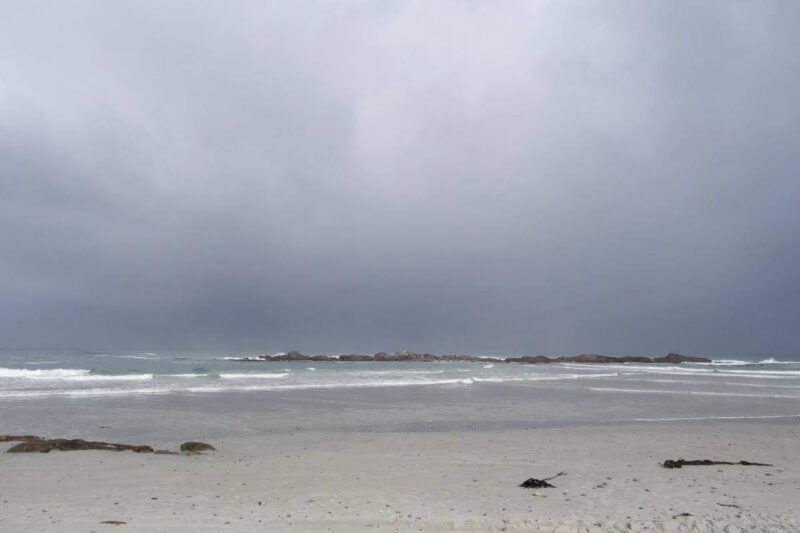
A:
[589, 387, 800, 399]
[628, 414, 800, 422]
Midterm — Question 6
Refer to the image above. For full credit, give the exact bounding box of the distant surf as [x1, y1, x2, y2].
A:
[1, 351, 798, 408]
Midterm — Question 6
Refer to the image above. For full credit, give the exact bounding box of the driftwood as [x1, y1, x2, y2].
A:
[519, 471, 566, 488]
[662, 459, 772, 469]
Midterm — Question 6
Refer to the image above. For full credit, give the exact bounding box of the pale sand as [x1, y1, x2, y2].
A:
[1, 425, 798, 532]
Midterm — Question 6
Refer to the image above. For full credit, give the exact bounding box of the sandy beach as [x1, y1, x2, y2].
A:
[1, 423, 797, 532]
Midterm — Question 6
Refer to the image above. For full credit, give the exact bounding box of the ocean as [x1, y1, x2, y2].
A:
[1, 350, 798, 446]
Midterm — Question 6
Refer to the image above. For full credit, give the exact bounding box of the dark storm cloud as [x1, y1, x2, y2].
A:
[1, 1, 799, 355]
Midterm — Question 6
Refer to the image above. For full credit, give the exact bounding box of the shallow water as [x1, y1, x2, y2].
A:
[1, 350, 798, 445]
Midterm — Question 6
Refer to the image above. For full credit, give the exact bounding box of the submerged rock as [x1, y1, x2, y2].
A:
[180, 442, 216, 455]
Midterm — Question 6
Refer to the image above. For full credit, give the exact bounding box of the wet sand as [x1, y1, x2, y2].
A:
[1, 424, 798, 531]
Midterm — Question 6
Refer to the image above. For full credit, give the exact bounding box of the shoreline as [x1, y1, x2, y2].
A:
[1, 423, 797, 531]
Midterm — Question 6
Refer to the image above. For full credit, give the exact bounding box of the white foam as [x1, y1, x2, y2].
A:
[74, 374, 154, 381]
[482, 364, 495, 369]
[0, 368, 90, 378]
[473, 372, 618, 384]
[575, 363, 800, 380]
[0, 376, 484, 400]
[0, 368, 151, 381]
[219, 373, 289, 379]
[307, 367, 316, 371]
[718, 368, 800, 377]
[351, 370, 445, 376]
[627, 378, 800, 390]
[694, 358, 800, 366]
[177, 377, 477, 394]
[0, 386, 175, 399]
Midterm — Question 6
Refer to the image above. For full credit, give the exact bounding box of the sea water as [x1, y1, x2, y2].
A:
[1, 350, 798, 445]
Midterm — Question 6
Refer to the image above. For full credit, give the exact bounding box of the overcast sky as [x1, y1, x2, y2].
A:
[1, 2, 798, 356]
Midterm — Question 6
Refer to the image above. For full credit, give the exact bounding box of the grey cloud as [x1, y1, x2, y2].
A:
[1, 1, 798, 355]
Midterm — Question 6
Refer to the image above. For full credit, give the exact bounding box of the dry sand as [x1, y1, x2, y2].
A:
[1, 424, 798, 532]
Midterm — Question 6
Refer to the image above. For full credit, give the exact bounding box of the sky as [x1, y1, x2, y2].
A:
[1, 1, 799, 356]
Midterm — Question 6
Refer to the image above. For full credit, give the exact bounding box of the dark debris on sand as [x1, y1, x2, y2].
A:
[519, 471, 566, 488]
[662, 459, 773, 469]
[1, 435, 214, 456]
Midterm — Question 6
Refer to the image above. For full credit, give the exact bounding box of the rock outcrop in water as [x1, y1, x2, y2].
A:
[236, 351, 710, 364]
[653, 353, 710, 364]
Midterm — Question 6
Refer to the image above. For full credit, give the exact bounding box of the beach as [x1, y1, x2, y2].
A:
[5, 1, 800, 529]
[1, 352, 799, 531]
[1, 424, 798, 532]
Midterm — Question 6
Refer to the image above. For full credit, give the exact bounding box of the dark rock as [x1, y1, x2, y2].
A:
[154, 449, 180, 455]
[180, 442, 216, 454]
[519, 477, 556, 488]
[7, 438, 154, 454]
[0, 435, 40, 442]
[338, 354, 373, 361]
[229, 350, 711, 364]
[621, 356, 656, 363]
[653, 353, 711, 364]
[563, 354, 617, 363]
[505, 356, 551, 364]
[662, 458, 773, 468]
[519, 471, 565, 488]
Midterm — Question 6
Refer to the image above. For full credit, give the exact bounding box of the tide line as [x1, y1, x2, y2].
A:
[629, 414, 800, 422]
[590, 387, 800, 399]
